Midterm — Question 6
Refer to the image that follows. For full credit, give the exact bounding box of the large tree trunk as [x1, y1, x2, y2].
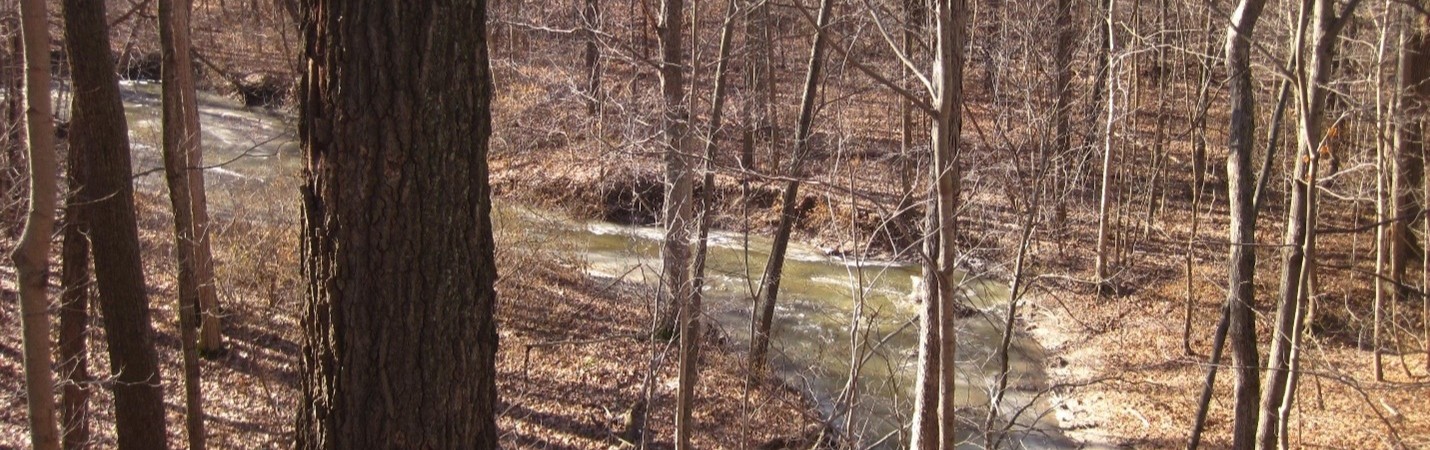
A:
[293, 0, 500, 447]
[1223, 0, 1271, 448]
[158, 0, 223, 357]
[11, 0, 60, 447]
[748, 0, 835, 371]
[62, 0, 172, 446]
[1259, 1, 1355, 447]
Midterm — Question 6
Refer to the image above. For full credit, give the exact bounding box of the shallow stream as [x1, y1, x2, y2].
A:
[117, 83, 1073, 449]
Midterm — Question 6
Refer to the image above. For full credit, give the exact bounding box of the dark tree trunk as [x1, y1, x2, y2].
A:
[1222, 0, 1270, 448]
[62, 0, 171, 446]
[655, 0, 692, 339]
[59, 140, 91, 450]
[1390, 1, 1430, 359]
[294, 0, 500, 448]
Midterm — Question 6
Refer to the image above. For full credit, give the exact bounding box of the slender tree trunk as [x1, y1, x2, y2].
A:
[159, 0, 223, 357]
[56, 21, 93, 443]
[1391, 0, 1430, 380]
[11, 0, 61, 446]
[158, 0, 213, 445]
[655, 0, 693, 339]
[58, 201, 90, 450]
[62, 0, 171, 445]
[748, 0, 835, 370]
[1094, 0, 1117, 289]
[1259, 1, 1356, 447]
[584, 0, 602, 115]
[677, 1, 740, 446]
[1050, 0, 1073, 231]
[909, 1, 967, 448]
[293, 0, 500, 447]
[1224, 0, 1271, 447]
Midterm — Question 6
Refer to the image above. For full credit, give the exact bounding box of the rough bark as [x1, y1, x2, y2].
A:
[1223, 0, 1271, 448]
[62, 0, 172, 445]
[293, 0, 501, 447]
[11, 0, 60, 447]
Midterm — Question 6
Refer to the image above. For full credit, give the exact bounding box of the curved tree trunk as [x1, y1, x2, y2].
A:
[11, 0, 60, 447]
[293, 0, 501, 447]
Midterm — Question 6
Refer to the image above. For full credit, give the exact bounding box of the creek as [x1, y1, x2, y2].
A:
[117, 83, 1074, 449]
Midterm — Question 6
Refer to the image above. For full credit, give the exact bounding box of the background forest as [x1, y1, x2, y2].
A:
[1, 0, 1428, 448]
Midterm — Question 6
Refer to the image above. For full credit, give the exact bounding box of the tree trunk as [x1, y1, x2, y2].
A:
[58, 201, 90, 450]
[1222, 0, 1271, 448]
[11, 0, 61, 447]
[159, 0, 224, 357]
[1389, 0, 1424, 362]
[678, 1, 740, 446]
[1259, 1, 1355, 447]
[583, 0, 601, 115]
[1391, 1, 1430, 377]
[158, 0, 213, 445]
[909, 1, 967, 448]
[1094, 0, 1117, 289]
[293, 0, 500, 447]
[61, 0, 172, 445]
[748, 0, 835, 371]
[654, 0, 693, 340]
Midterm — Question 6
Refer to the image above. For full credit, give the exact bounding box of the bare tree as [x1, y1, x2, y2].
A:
[159, 0, 224, 358]
[1389, 0, 1430, 380]
[749, 0, 835, 371]
[1222, 0, 1272, 448]
[1259, 1, 1360, 448]
[159, 0, 213, 445]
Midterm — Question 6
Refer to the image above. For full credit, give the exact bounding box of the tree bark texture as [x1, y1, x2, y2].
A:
[294, 1, 501, 447]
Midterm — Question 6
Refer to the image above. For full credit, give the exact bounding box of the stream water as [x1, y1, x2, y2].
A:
[116, 83, 1074, 449]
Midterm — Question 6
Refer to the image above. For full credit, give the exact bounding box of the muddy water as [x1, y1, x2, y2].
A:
[119, 84, 1072, 448]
